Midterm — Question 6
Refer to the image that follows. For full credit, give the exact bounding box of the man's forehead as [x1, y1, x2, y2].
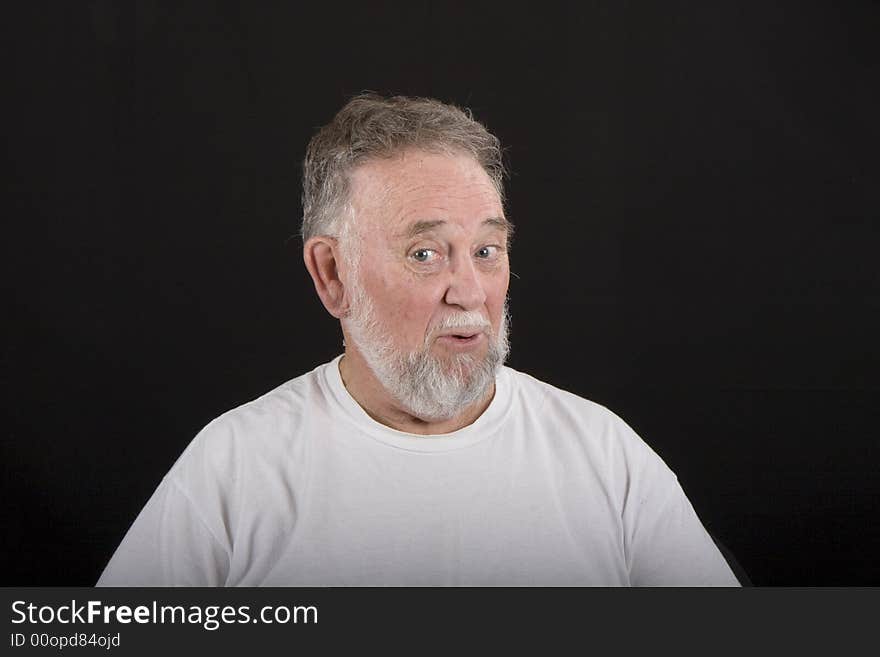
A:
[349, 149, 505, 230]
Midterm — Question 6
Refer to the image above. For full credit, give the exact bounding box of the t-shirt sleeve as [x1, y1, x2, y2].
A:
[617, 423, 740, 586]
[96, 477, 230, 586]
[626, 474, 739, 586]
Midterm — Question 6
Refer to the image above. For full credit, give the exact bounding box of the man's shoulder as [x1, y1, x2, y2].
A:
[205, 362, 325, 432]
[503, 365, 620, 424]
[502, 365, 656, 461]
[168, 361, 332, 477]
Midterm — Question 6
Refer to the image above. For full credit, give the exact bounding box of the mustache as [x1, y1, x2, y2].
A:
[428, 312, 492, 337]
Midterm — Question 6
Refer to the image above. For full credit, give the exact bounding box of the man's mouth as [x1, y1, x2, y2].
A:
[435, 331, 485, 347]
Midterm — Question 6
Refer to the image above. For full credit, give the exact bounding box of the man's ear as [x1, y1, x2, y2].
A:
[303, 236, 349, 319]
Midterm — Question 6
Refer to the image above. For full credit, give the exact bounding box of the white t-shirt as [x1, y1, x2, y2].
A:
[97, 357, 739, 586]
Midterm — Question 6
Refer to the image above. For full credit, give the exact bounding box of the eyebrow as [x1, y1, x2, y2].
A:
[401, 217, 514, 243]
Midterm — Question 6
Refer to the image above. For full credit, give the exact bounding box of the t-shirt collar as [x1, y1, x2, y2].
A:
[320, 354, 513, 452]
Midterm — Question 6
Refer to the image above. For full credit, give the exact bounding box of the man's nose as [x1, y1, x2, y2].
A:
[444, 255, 487, 311]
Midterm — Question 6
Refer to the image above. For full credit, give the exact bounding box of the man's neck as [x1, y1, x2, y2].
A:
[337, 351, 495, 435]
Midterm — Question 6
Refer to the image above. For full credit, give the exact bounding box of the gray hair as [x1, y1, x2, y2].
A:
[300, 93, 506, 243]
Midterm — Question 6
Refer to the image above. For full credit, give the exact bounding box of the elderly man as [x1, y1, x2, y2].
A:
[98, 94, 739, 586]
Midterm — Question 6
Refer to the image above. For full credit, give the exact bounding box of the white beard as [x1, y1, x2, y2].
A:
[342, 277, 510, 423]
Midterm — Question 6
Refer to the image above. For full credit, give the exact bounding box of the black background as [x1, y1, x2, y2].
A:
[3, 2, 878, 586]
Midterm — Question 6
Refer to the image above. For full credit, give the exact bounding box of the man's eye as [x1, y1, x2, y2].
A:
[412, 248, 436, 262]
[476, 246, 498, 258]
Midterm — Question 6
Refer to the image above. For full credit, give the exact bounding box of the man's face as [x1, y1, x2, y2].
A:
[341, 148, 511, 420]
